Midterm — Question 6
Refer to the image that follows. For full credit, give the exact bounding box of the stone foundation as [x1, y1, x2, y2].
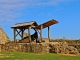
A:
[2, 43, 50, 53]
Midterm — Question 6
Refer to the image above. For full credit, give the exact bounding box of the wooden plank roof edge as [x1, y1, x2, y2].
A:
[34, 19, 58, 30]
[11, 21, 38, 28]
[39, 19, 58, 26]
[14, 21, 37, 25]
[11, 19, 58, 29]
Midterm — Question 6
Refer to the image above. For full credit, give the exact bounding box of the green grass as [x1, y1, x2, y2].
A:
[0, 51, 80, 60]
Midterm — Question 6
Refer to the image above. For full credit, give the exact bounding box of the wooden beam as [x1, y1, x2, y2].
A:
[48, 26, 50, 42]
[40, 25, 43, 42]
[16, 29, 22, 38]
[14, 28, 16, 43]
[28, 27, 31, 43]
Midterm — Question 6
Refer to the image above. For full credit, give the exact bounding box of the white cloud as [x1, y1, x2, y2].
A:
[0, 0, 76, 26]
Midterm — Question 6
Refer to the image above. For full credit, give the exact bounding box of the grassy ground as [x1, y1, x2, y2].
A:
[0, 51, 80, 60]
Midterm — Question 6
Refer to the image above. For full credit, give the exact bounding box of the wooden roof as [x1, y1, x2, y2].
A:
[34, 19, 58, 30]
[11, 21, 38, 29]
[11, 19, 58, 29]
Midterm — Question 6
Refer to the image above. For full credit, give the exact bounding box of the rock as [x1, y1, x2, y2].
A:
[49, 42, 79, 55]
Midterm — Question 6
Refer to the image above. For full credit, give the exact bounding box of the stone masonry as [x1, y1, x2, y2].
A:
[0, 28, 10, 44]
[1, 42, 79, 55]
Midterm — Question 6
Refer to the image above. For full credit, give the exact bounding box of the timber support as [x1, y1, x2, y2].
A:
[14, 28, 16, 43]
[28, 27, 31, 43]
[48, 26, 50, 42]
[40, 25, 43, 42]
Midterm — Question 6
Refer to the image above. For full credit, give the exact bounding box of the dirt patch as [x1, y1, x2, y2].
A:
[0, 53, 14, 58]
[0, 54, 5, 56]
[0, 54, 5, 58]
[15, 59, 40, 60]
[0, 56, 4, 58]
[15, 59, 20, 60]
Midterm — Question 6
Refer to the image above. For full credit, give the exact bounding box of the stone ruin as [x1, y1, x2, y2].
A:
[49, 42, 79, 55]
[0, 28, 10, 44]
[0, 27, 79, 55]
[1, 42, 79, 55]
[0, 19, 79, 55]
[18, 32, 30, 43]
[0, 28, 10, 52]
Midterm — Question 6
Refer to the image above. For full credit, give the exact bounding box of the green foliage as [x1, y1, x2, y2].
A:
[0, 51, 80, 60]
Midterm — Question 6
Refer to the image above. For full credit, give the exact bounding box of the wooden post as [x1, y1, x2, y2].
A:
[40, 25, 43, 42]
[14, 28, 16, 43]
[28, 27, 31, 43]
[21, 29, 24, 40]
[48, 26, 50, 42]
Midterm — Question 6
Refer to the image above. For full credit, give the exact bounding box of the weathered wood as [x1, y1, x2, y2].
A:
[35, 19, 58, 30]
[40, 25, 43, 42]
[21, 29, 24, 39]
[11, 21, 38, 28]
[14, 28, 16, 43]
[28, 27, 31, 43]
[48, 26, 50, 42]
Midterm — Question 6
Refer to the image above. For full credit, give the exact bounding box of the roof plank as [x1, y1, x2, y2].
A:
[34, 19, 58, 30]
[11, 21, 38, 28]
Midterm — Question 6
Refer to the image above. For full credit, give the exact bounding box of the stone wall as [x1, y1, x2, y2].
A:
[2, 43, 50, 53]
[1, 42, 79, 55]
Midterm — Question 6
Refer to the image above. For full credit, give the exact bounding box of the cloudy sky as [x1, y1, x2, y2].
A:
[0, 0, 80, 40]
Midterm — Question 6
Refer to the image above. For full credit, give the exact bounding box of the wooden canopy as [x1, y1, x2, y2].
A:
[11, 21, 38, 29]
[34, 19, 58, 30]
[11, 19, 58, 43]
[11, 21, 38, 43]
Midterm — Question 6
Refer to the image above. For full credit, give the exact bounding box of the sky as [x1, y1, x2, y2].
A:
[0, 0, 80, 40]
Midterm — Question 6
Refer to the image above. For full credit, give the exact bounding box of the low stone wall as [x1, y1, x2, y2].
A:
[1, 42, 79, 55]
[2, 43, 50, 53]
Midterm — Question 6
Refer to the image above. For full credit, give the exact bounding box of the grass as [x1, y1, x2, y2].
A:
[0, 51, 80, 60]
